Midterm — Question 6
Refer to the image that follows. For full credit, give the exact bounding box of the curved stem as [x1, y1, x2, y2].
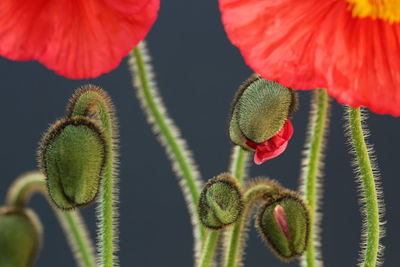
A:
[129, 42, 205, 251]
[6, 172, 45, 210]
[348, 108, 381, 267]
[68, 87, 118, 267]
[302, 89, 329, 267]
[224, 182, 278, 267]
[197, 230, 220, 267]
[6, 172, 96, 267]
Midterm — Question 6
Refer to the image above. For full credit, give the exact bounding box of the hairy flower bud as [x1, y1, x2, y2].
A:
[198, 173, 243, 230]
[229, 74, 298, 164]
[0, 207, 42, 267]
[39, 116, 107, 209]
[256, 192, 310, 261]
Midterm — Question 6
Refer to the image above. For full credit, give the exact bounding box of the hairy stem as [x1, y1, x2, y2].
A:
[198, 230, 220, 267]
[229, 147, 248, 185]
[128, 42, 205, 255]
[301, 89, 330, 267]
[223, 181, 278, 267]
[223, 147, 249, 267]
[69, 88, 118, 267]
[6, 172, 96, 267]
[348, 108, 382, 267]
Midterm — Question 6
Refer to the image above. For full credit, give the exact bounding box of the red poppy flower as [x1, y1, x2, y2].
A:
[246, 119, 293, 165]
[219, 0, 400, 116]
[0, 0, 159, 79]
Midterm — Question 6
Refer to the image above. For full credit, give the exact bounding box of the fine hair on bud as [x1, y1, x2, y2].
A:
[0, 207, 43, 267]
[198, 173, 244, 230]
[228, 74, 298, 150]
[39, 116, 107, 210]
[256, 191, 310, 262]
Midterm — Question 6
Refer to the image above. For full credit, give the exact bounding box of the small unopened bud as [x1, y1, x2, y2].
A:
[39, 116, 107, 209]
[0, 207, 42, 267]
[229, 75, 297, 164]
[256, 193, 310, 261]
[198, 173, 243, 229]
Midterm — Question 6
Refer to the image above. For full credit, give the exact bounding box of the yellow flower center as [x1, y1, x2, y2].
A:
[347, 0, 400, 23]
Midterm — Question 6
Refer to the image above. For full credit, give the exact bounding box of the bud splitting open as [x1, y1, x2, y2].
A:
[256, 192, 310, 261]
[229, 75, 298, 164]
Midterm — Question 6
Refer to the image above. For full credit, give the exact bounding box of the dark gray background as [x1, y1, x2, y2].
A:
[0, 1, 399, 266]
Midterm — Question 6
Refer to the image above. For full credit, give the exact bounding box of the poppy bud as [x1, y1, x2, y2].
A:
[198, 173, 243, 230]
[0, 207, 42, 267]
[256, 193, 310, 261]
[229, 75, 297, 164]
[39, 116, 107, 209]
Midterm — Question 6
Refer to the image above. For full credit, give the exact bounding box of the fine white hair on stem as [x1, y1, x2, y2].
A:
[56, 210, 96, 267]
[299, 90, 331, 267]
[344, 107, 386, 267]
[67, 86, 120, 267]
[128, 41, 204, 260]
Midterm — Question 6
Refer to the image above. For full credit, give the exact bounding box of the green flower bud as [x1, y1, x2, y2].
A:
[0, 207, 42, 267]
[229, 74, 298, 153]
[198, 173, 243, 230]
[256, 192, 310, 261]
[39, 116, 107, 209]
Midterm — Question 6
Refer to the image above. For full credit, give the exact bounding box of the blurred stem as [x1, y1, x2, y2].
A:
[303, 89, 329, 267]
[70, 90, 117, 267]
[6, 172, 96, 267]
[197, 230, 220, 267]
[223, 147, 248, 267]
[223, 183, 277, 267]
[130, 44, 205, 242]
[229, 146, 248, 184]
[348, 108, 379, 267]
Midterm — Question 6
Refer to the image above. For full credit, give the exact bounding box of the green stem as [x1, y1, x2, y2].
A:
[6, 172, 96, 267]
[197, 230, 220, 267]
[6, 172, 45, 210]
[60, 211, 96, 267]
[223, 183, 277, 267]
[223, 147, 248, 267]
[348, 108, 380, 267]
[303, 89, 329, 267]
[69, 89, 117, 267]
[229, 146, 248, 184]
[129, 43, 205, 246]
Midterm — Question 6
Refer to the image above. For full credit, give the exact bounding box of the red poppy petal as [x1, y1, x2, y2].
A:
[0, 0, 159, 79]
[248, 119, 293, 165]
[219, 0, 400, 116]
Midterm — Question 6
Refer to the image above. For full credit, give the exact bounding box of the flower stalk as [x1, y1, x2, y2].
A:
[5, 172, 96, 267]
[223, 147, 249, 267]
[197, 230, 220, 267]
[129, 42, 205, 257]
[300, 89, 330, 267]
[347, 107, 384, 267]
[229, 146, 249, 185]
[65, 87, 119, 267]
[223, 180, 279, 267]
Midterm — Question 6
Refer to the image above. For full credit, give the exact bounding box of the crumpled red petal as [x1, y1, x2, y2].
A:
[219, 0, 400, 116]
[0, 0, 159, 79]
[246, 119, 293, 165]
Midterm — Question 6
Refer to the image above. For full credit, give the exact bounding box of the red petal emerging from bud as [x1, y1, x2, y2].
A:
[246, 119, 293, 165]
[273, 205, 291, 241]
